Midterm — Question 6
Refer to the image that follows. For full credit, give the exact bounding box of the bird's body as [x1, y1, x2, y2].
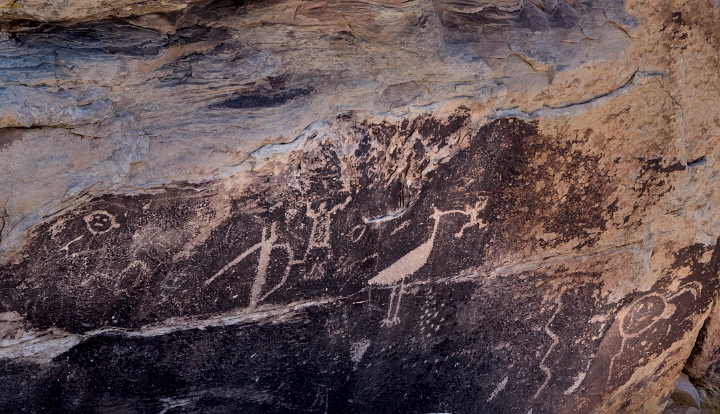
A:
[368, 236, 435, 286]
[370, 210, 442, 326]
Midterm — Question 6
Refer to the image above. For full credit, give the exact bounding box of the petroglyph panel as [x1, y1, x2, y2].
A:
[1, 111, 718, 412]
[4, 0, 720, 411]
[2, 115, 622, 331]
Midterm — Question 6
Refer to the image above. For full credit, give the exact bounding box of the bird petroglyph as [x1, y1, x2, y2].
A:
[369, 202, 488, 327]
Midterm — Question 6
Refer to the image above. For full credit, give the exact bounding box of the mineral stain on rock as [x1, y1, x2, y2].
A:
[215, 87, 315, 109]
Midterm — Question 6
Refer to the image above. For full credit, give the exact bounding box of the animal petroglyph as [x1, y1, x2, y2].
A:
[369, 208, 443, 326]
[205, 223, 299, 309]
[454, 200, 488, 238]
[83, 210, 119, 235]
[369, 203, 488, 327]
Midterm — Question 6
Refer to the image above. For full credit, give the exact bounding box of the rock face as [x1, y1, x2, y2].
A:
[1, 0, 720, 412]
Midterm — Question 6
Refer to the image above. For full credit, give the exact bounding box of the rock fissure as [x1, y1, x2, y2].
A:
[494, 70, 663, 119]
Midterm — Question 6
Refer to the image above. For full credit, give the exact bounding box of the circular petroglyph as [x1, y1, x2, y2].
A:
[83, 210, 120, 235]
[620, 295, 667, 336]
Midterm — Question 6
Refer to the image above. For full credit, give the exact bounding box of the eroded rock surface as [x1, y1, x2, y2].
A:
[2, 0, 720, 413]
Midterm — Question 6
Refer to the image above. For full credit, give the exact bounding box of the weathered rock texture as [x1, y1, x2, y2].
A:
[1, 0, 720, 412]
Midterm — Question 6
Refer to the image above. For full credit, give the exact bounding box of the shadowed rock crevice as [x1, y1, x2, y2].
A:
[214, 87, 314, 109]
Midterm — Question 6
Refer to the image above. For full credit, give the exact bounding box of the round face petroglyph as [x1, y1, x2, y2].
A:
[83, 210, 119, 235]
[620, 295, 666, 336]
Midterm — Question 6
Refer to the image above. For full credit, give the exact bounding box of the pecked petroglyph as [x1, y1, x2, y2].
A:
[447, 200, 489, 238]
[202, 195, 355, 306]
[205, 222, 299, 309]
[58, 235, 84, 252]
[3, 75, 720, 414]
[368, 207, 442, 327]
[606, 281, 704, 383]
[0, 2, 712, 413]
[369, 203, 488, 327]
[303, 196, 352, 279]
[487, 374, 509, 402]
[533, 287, 565, 400]
[83, 210, 119, 235]
[305, 197, 352, 257]
[350, 339, 371, 371]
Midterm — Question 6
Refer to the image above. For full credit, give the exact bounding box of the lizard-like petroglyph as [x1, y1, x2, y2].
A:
[369, 201, 488, 327]
[454, 200, 488, 238]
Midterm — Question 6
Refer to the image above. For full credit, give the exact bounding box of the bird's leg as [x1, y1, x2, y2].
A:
[380, 285, 399, 327]
[389, 276, 407, 326]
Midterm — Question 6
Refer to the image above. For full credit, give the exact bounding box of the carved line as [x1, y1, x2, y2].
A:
[533, 287, 565, 400]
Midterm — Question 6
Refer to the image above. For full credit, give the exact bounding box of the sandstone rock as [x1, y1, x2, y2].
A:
[0, 0, 198, 27]
[663, 399, 700, 414]
[1, 0, 720, 413]
[686, 299, 720, 384]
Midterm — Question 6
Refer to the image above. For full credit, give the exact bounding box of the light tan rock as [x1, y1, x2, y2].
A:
[0, 0, 197, 25]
